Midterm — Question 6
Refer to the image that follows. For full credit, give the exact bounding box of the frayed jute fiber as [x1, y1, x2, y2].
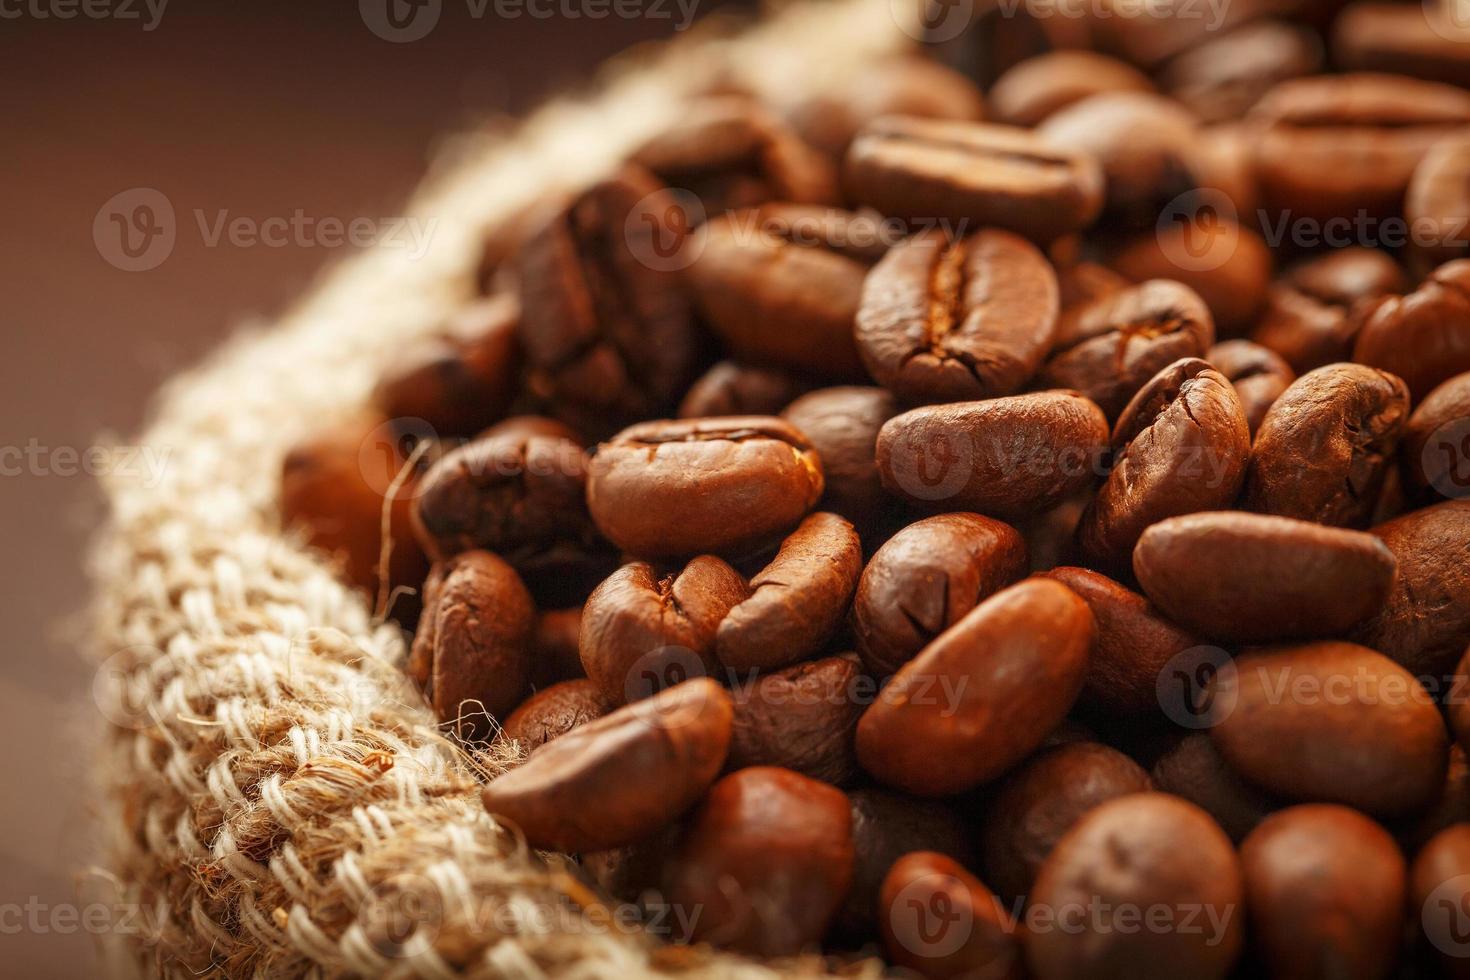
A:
[86, 0, 913, 976]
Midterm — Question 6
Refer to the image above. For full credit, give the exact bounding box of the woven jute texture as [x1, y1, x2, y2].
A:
[86, 1, 911, 976]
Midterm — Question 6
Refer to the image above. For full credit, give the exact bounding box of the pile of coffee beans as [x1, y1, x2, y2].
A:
[281, 3, 1470, 974]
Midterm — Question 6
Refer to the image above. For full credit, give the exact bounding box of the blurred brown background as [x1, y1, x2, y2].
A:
[1, 1, 744, 974]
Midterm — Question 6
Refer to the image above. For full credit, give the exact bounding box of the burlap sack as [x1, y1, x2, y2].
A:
[87, 1, 914, 975]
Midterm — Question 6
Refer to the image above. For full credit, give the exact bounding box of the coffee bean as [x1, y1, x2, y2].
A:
[631, 97, 839, 216]
[587, 416, 823, 559]
[684, 204, 877, 377]
[1250, 73, 1470, 222]
[879, 852, 1024, 980]
[877, 391, 1109, 519]
[837, 788, 976, 941]
[1042, 566, 1202, 718]
[1403, 372, 1470, 502]
[410, 551, 535, 738]
[717, 512, 861, 670]
[1397, 744, 1470, 855]
[1244, 363, 1410, 527]
[1334, 2, 1470, 88]
[1356, 259, 1470, 402]
[854, 228, 1059, 404]
[1076, 358, 1251, 573]
[515, 165, 699, 436]
[579, 557, 748, 706]
[852, 513, 1028, 678]
[923, 0, 1090, 88]
[1406, 134, 1470, 273]
[664, 766, 853, 956]
[988, 51, 1154, 128]
[1240, 805, 1406, 980]
[781, 386, 897, 527]
[579, 822, 680, 905]
[1250, 247, 1406, 373]
[1353, 500, 1470, 678]
[1207, 641, 1449, 817]
[677, 361, 811, 419]
[857, 579, 1094, 796]
[981, 741, 1153, 902]
[371, 295, 521, 439]
[500, 678, 608, 753]
[529, 606, 584, 689]
[1206, 339, 1295, 434]
[1159, 21, 1323, 124]
[1038, 279, 1215, 420]
[726, 652, 865, 784]
[1017, 494, 1089, 573]
[1133, 511, 1397, 642]
[480, 678, 732, 852]
[1025, 793, 1243, 980]
[1150, 733, 1278, 843]
[844, 117, 1104, 243]
[1410, 824, 1470, 978]
[1056, 257, 1130, 311]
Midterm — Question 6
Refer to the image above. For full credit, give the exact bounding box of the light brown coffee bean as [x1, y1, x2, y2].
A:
[856, 579, 1094, 796]
[880, 852, 1024, 980]
[1159, 20, 1323, 124]
[989, 50, 1154, 127]
[1355, 259, 1470, 402]
[726, 653, 865, 785]
[480, 678, 732, 852]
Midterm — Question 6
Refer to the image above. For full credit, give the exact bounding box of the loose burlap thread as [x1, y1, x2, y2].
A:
[86, 1, 912, 976]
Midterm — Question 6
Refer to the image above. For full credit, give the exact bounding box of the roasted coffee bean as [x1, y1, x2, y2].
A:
[1397, 744, 1470, 854]
[1353, 500, 1470, 678]
[1334, 2, 1470, 88]
[1244, 363, 1410, 527]
[586, 416, 824, 559]
[854, 228, 1060, 404]
[677, 361, 810, 420]
[1411, 824, 1470, 980]
[1403, 371, 1470, 501]
[988, 51, 1153, 128]
[1076, 358, 1251, 573]
[980, 741, 1153, 902]
[1250, 247, 1406, 373]
[1250, 73, 1470, 222]
[1088, 0, 1277, 68]
[1043, 566, 1202, 718]
[856, 579, 1094, 796]
[685, 204, 879, 377]
[1357, 261, 1470, 403]
[726, 653, 865, 784]
[1026, 793, 1244, 980]
[852, 513, 1028, 678]
[1159, 21, 1322, 124]
[410, 551, 535, 738]
[579, 557, 748, 706]
[1207, 641, 1449, 817]
[479, 414, 583, 445]
[280, 414, 429, 603]
[923, 0, 1091, 88]
[371, 295, 521, 438]
[1133, 511, 1396, 643]
[844, 117, 1104, 243]
[1038, 92, 1205, 231]
[1206, 339, 1295, 434]
[500, 678, 608, 753]
[1197, 123, 1260, 218]
[1055, 257, 1130, 311]
[515, 165, 698, 436]
[1039, 280, 1215, 420]
[717, 512, 861, 670]
[837, 788, 976, 940]
[877, 392, 1109, 519]
[1018, 493, 1089, 572]
[480, 678, 732, 852]
[1151, 733, 1278, 843]
[1407, 134, 1470, 273]
[529, 606, 584, 688]
[787, 56, 985, 160]
[1106, 217, 1272, 337]
[631, 97, 839, 215]
[1240, 805, 1406, 980]
[880, 853, 1024, 980]
[664, 766, 854, 956]
[781, 386, 896, 526]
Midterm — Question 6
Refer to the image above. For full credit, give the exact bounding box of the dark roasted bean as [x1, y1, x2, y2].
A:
[500, 678, 608, 753]
[781, 386, 897, 527]
[677, 361, 811, 419]
[726, 653, 865, 784]
[1206, 339, 1295, 435]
